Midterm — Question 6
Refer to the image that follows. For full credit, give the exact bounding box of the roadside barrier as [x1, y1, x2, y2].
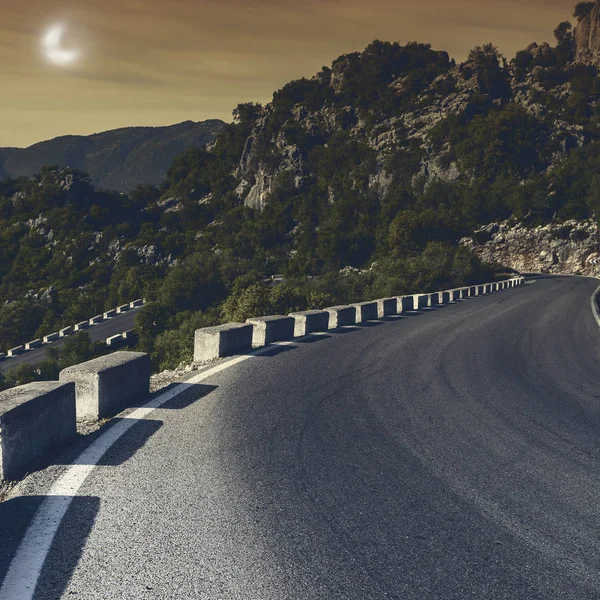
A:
[0, 277, 526, 484]
[59, 351, 150, 420]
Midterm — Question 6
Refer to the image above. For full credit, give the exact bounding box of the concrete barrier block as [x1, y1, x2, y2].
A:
[25, 339, 42, 350]
[325, 306, 356, 328]
[74, 321, 89, 331]
[89, 315, 103, 326]
[413, 295, 428, 309]
[59, 351, 150, 420]
[397, 296, 414, 313]
[116, 304, 130, 314]
[59, 326, 73, 337]
[121, 330, 137, 343]
[289, 310, 330, 337]
[353, 301, 378, 323]
[130, 299, 144, 308]
[194, 323, 253, 361]
[43, 332, 59, 343]
[476, 285, 485, 295]
[106, 334, 124, 347]
[246, 315, 295, 347]
[376, 298, 397, 318]
[103, 309, 117, 319]
[449, 289, 461, 301]
[484, 284, 493, 293]
[7, 346, 25, 357]
[439, 291, 451, 304]
[0, 381, 76, 481]
[428, 293, 440, 307]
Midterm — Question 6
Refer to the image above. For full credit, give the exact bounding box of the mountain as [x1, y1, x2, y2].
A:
[0, 120, 226, 192]
[1, 0, 600, 378]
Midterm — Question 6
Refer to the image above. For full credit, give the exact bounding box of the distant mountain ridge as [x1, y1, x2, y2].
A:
[0, 119, 226, 192]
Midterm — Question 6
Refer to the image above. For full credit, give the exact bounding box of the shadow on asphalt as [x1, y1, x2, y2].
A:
[257, 344, 298, 357]
[330, 327, 360, 334]
[0, 495, 99, 596]
[36, 495, 100, 598]
[50, 418, 163, 468]
[160, 383, 218, 410]
[95, 418, 163, 467]
[294, 334, 332, 344]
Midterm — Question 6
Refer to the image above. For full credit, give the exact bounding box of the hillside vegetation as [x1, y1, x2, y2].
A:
[2, 2, 599, 382]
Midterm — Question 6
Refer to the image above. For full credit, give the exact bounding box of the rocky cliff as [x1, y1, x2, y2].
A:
[461, 220, 600, 276]
[230, 38, 588, 213]
[574, 1, 600, 63]
[0, 120, 225, 193]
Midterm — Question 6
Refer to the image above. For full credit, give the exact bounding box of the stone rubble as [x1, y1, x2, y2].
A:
[461, 218, 600, 276]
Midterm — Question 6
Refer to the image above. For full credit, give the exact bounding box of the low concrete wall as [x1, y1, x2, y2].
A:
[413, 295, 428, 310]
[74, 321, 89, 331]
[289, 310, 330, 337]
[7, 346, 24, 357]
[106, 334, 124, 347]
[130, 299, 144, 308]
[428, 293, 440, 307]
[25, 339, 42, 350]
[59, 326, 73, 337]
[89, 315, 103, 325]
[43, 332, 59, 343]
[103, 309, 117, 319]
[246, 315, 295, 347]
[325, 306, 356, 328]
[194, 323, 253, 361]
[116, 304, 130, 314]
[0, 381, 76, 481]
[377, 298, 397, 318]
[439, 291, 451, 304]
[353, 301, 378, 323]
[59, 351, 150, 420]
[121, 330, 136, 343]
[397, 296, 414, 313]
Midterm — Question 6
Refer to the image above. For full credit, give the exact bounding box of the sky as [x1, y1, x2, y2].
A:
[1, 0, 578, 148]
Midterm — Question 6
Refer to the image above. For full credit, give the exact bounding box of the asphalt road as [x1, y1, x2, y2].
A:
[3, 275, 600, 599]
[0, 308, 141, 373]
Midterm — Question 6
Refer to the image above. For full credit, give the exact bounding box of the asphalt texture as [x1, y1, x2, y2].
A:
[0, 308, 140, 373]
[3, 275, 600, 599]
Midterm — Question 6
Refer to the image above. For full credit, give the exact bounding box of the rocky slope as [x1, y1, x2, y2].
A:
[574, 1, 600, 63]
[461, 219, 600, 276]
[230, 40, 592, 213]
[0, 120, 225, 193]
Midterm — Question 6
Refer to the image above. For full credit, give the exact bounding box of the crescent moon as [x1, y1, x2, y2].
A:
[43, 24, 80, 66]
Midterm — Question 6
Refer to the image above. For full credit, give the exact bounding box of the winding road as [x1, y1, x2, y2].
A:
[2, 275, 600, 599]
[0, 308, 141, 373]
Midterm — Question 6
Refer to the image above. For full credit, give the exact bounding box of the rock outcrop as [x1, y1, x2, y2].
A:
[574, 1, 600, 64]
[461, 219, 600, 276]
[231, 38, 590, 212]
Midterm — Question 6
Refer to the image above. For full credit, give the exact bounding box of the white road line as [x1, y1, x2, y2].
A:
[0, 343, 287, 600]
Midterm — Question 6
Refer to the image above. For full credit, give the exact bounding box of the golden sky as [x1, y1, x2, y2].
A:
[1, 0, 578, 148]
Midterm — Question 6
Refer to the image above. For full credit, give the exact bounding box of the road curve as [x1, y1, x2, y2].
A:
[2, 275, 600, 599]
[0, 308, 141, 373]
